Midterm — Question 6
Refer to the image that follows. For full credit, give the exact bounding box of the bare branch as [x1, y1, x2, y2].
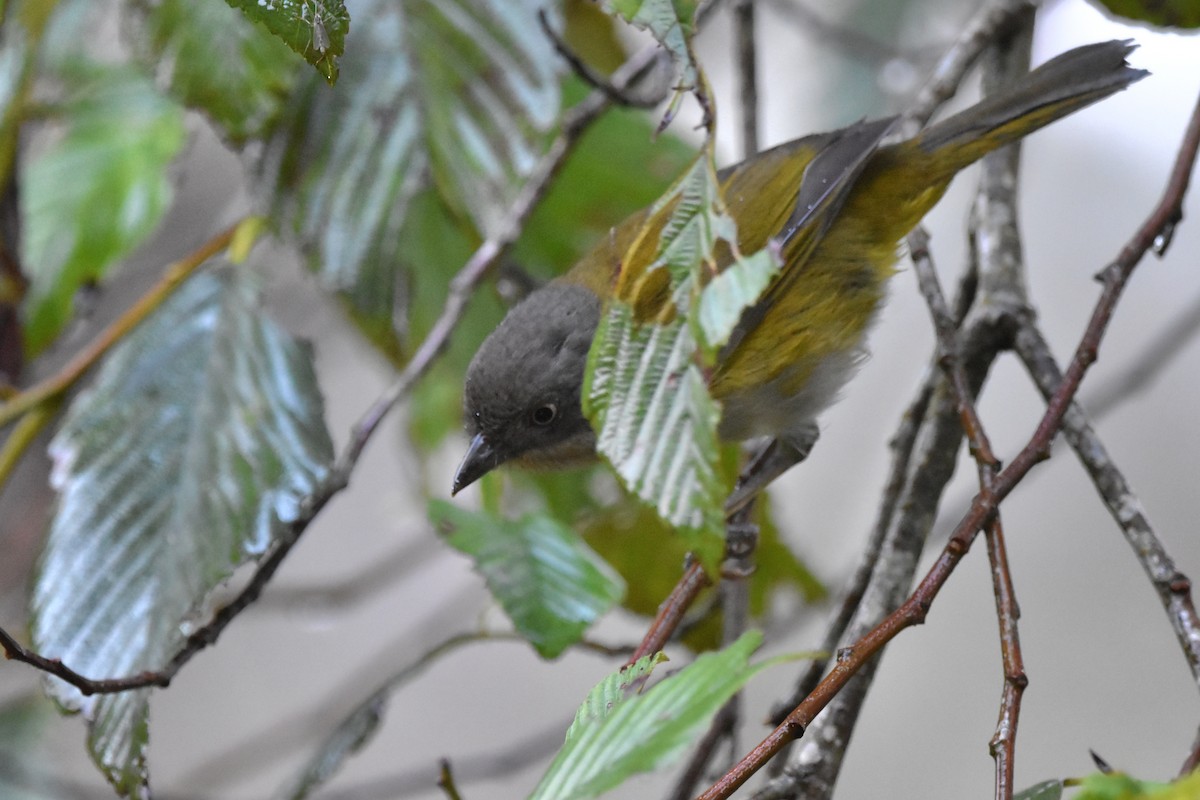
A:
[901, 0, 1038, 134]
[537, 9, 667, 110]
[902, 35, 1034, 800]
[910, 225, 1029, 800]
[627, 561, 713, 666]
[734, 0, 759, 157]
[1180, 725, 1200, 777]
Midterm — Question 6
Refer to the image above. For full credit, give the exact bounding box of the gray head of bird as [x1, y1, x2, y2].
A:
[453, 282, 602, 494]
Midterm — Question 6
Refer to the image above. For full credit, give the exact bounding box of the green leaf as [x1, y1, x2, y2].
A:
[1015, 780, 1063, 800]
[1071, 769, 1200, 800]
[20, 64, 185, 356]
[430, 501, 624, 659]
[127, 0, 300, 144]
[30, 270, 334, 795]
[527, 631, 766, 800]
[1090, 0, 1200, 28]
[261, 0, 563, 344]
[585, 303, 725, 563]
[1153, 771, 1200, 800]
[276, 687, 388, 800]
[564, 650, 666, 738]
[222, 0, 348, 83]
[582, 146, 779, 569]
[697, 247, 780, 351]
[653, 156, 732, 292]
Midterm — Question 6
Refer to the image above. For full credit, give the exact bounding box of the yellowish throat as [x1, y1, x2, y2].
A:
[453, 41, 1145, 495]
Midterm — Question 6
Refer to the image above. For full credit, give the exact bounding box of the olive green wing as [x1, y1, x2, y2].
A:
[717, 117, 897, 359]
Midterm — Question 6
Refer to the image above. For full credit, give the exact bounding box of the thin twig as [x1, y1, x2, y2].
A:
[971, 40, 1032, 800]
[1180, 726, 1200, 777]
[670, 506, 758, 799]
[910, 222, 1027, 800]
[628, 560, 713, 665]
[984, 521, 1027, 800]
[734, 0, 759, 157]
[699, 54, 1200, 800]
[908, 228, 1000, 472]
[1015, 322, 1200, 687]
[0, 395, 57, 490]
[669, 700, 739, 800]
[906, 34, 1038, 792]
[437, 760, 463, 800]
[901, 0, 1038, 135]
[537, 9, 665, 110]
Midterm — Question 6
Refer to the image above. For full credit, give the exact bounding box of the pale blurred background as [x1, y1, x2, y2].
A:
[2, 0, 1200, 798]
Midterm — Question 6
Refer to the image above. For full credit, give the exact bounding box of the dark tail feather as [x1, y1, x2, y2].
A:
[914, 40, 1147, 173]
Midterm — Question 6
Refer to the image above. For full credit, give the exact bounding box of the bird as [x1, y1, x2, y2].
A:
[453, 40, 1146, 498]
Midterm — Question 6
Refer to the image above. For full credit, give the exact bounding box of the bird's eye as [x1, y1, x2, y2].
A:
[531, 404, 557, 426]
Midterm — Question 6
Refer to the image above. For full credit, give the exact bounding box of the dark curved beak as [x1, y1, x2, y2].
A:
[452, 433, 499, 495]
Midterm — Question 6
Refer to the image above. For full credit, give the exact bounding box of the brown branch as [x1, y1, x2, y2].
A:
[766, 377, 934, 733]
[702, 19, 1198, 800]
[669, 504, 761, 799]
[909, 224, 1027, 800]
[984, 521, 1027, 799]
[628, 560, 713, 665]
[970, 39, 1033, 800]
[1015, 324, 1200, 685]
[1, 507, 320, 694]
[1181, 726, 1200, 777]
[905, 37, 1034, 796]
[1003, 89, 1200, 704]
